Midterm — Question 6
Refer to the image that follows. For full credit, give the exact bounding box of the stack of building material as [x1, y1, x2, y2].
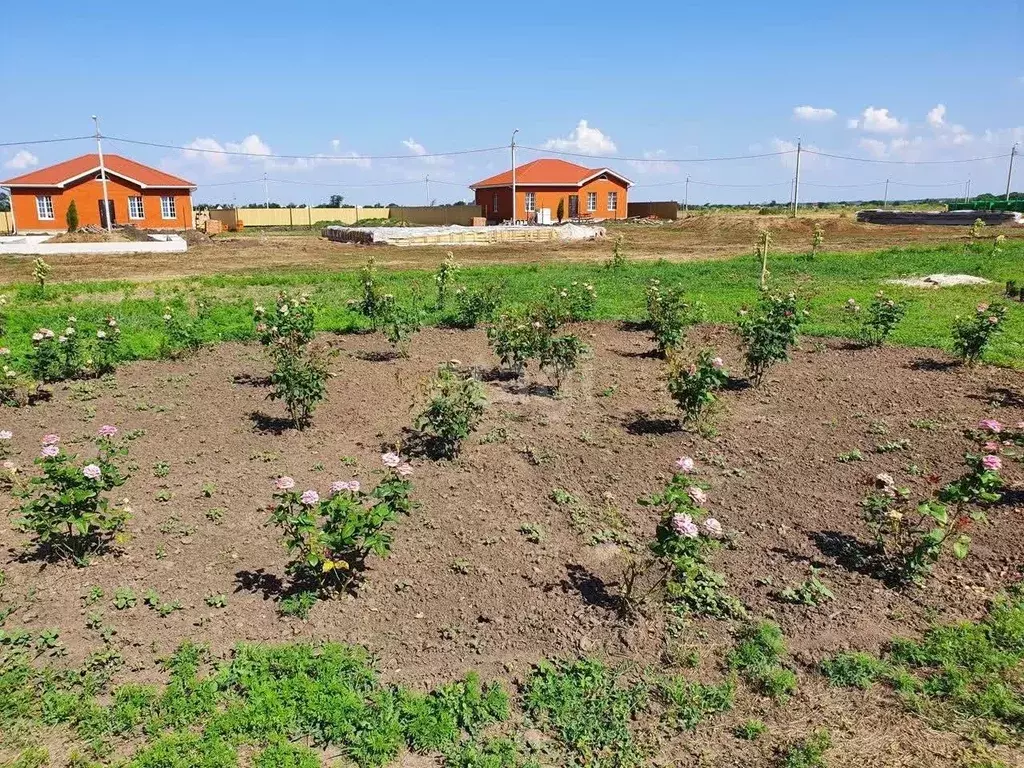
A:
[856, 210, 1022, 226]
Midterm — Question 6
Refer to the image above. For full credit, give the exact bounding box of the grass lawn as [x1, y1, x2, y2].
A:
[2, 239, 1022, 366]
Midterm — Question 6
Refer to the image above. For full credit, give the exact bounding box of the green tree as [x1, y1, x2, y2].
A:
[65, 200, 79, 232]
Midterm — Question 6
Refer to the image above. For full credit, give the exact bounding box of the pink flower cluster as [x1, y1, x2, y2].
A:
[331, 480, 361, 494]
[275, 476, 296, 491]
[675, 456, 695, 473]
[687, 486, 707, 506]
[98, 425, 118, 437]
[82, 464, 102, 480]
[382, 452, 413, 477]
[301, 489, 320, 506]
[670, 513, 723, 539]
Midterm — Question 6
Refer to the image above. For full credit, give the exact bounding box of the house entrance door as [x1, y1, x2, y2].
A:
[568, 195, 579, 219]
[98, 200, 116, 227]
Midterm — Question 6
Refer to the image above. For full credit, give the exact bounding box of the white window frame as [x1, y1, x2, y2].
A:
[607, 191, 618, 212]
[586, 191, 597, 213]
[160, 196, 176, 220]
[36, 195, 54, 220]
[524, 191, 536, 213]
[128, 196, 145, 220]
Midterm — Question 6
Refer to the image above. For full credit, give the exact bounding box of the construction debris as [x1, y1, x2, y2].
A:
[885, 274, 992, 289]
[856, 209, 1023, 226]
[322, 223, 606, 247]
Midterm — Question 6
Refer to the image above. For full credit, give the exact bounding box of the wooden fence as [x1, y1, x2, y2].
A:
[206, 205, 483, 230]
[0, 211, 13, 234]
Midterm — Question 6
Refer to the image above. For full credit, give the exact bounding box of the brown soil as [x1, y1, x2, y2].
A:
[3, 214, 1019, 285]
[1, 324, 1021, 766]
[45, 231, 139, 244]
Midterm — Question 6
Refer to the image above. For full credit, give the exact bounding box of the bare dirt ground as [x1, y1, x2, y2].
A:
[1, 215, 1019, 284]
[1, 323, 1021, 766]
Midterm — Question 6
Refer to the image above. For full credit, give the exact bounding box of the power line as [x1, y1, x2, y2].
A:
[104, 136, 504, 161]
[803, 149, 1012, 165]
[520, 145, 794, 163]
[0, 136, 93, 148]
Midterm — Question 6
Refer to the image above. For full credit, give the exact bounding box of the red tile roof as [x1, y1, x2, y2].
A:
[470, 158, 632, 189]
[2, 154, 195, 189]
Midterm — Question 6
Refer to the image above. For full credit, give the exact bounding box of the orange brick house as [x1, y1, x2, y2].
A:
[470, 158, 632, 223]
[2, 154, 195, 233]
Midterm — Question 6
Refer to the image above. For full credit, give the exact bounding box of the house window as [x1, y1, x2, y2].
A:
[607, 191, 618, 212]
[586, 192, 597, 212]
[36, 195, 54, 220]
[128, 196, 145, 220]
[525, 191, 536, 213]
[492, 193, 498, 214]
[160, 196, 176, 219]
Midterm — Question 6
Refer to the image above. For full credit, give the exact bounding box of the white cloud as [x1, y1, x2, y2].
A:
[926, 104, 946, 129]
[331, 138, 341, 150]
[858, 106, 907, 134]
[4, 150, 39, 170]
[857, 138, 889, 158]
[846, 118, 860, 129]
[543, 119, 617, 155]
[793, 105, 836, 122]
[181, 134, 371, 173]
[627, 149, 679, 175]
[402, 138, 427, 156]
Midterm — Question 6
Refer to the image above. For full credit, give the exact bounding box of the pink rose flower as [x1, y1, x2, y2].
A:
[98, 425, 118, 437]
[40, 445, 59, 458]
[982, 455, 1002, 471]
[703, 518, 723, 537]
[82, 464, 102, 480]
[711, 357, 725, 370]
[983, 441, 999, 452]
[2, 460, 15, 470]
[41, 434, 60, 445]
[979, 419, 1002, 434]
[675, 456, 695, 473]
[381, 452, 401, 468]
[687, 486, 708, 506]
[330, 481, 348, 494]
[397, 463, 413, 478]
[300, 489, 320, 506]
[0, 430, 11, 440]
[671, 513, 699, 538]
[275, 476, 295, 491]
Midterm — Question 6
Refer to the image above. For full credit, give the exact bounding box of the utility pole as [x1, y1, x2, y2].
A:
[92, 116, 112, 232]
[1007, 143, 1018, 202]
[425, 175, 430, 206]
[883, 178, 889, 209]
[684, 175, 690, 214]
[510, 129, 519, 225]
[965, 178, 972, 204]
[791, 138, 802, 216]
[263, 173, 269, 209]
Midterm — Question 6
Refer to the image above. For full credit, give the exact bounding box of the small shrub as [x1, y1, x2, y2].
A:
[414, 363, 486, 458]
[734, 719, 767, 740]
[666, 349, 729, 424]
[278, 590, 317, 619]
[645, 280, 706, 356]
[952, 303, 1006, 365]
[94, 316, 122, 375]
[268, 344, 329, 430]
[374, 296, 422, 357]
[854, 291, 909, 347]
[161, 306, 202, 359]
[624, 457, 743, 619]
[253, 742, 320, 768]
[862, 427, 1002, 586]
[66, 200, 80, 232]
[254, 292, 314, 350]
[434, 251, 459, 309]
[450, 284, 501, 328]
[350, 256, 386, 328]
[32, 258, 51, 295]
[606, 235, 628, 269]
[538, 332, 587, 389]
[29, 327, 61, 382]
[269, 453, 413, 596]
[12, 426, 130, 565]
[737, 292, 804, 386]
[550, 281, 597, 322]
[658, 677, 734, 731]
[810, 222, 824, 258]
[486, 312, 535, 377]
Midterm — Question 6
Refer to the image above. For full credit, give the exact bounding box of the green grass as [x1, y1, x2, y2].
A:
[522, 657, 650, 768]
[2, 240, 1023, 368]
[656, 676, 735, 731]
[0, 639, 512, 768]
[819, 589, 1024, 743]
[726, 621, 798, 701]
[779, 728, 831, 768]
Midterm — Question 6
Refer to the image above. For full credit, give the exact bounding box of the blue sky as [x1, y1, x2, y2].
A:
[2, 1, 1022, 205]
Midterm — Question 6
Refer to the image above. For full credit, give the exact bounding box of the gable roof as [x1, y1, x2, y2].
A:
[1, 154, 196, 190]
[470, 158, 633, 189]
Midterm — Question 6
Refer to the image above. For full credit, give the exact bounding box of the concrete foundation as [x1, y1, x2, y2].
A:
[0, 234, 188, 256]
